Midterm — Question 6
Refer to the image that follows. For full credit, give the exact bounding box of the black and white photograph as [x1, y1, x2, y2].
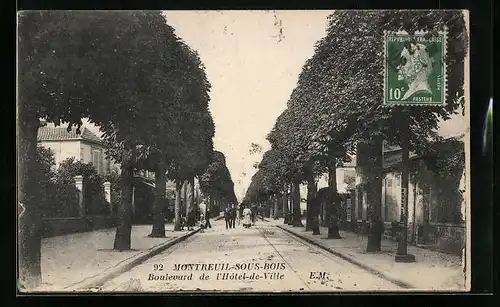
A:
[17, 10, 470, 293]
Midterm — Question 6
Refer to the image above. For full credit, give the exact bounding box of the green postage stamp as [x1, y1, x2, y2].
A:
[384, 31, 447, 106]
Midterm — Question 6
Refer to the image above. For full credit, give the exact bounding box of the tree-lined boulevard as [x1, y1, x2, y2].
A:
[17, 10, 467, 291]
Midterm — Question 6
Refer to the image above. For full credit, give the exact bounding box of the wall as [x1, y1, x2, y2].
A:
[299, 185, 307, 213]
[40, 140, 81, 169]
[80, 142, 93, 164]
[426, 223, 465, 255]
[39, 140, 116, 176]
[42, 215, 115, 238]
[337, 168, 355, 194]
[382, 172, 401, 222]
[315, 167, 355, 194]
[381, 170, 424, 226]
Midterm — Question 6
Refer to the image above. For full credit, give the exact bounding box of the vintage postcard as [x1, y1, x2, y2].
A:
[17, 9, 470, 293]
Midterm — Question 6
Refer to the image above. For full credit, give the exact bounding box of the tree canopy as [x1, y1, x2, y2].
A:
[199, 151, 237, 205]
[18, 11, 217, 286]
[251, 10, 467, 194]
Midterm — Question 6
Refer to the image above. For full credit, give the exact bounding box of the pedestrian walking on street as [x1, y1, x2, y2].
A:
[224, 207, 232, 229]
[242, 205, 252, 228]
[230, 205, 237, 228]
[251, 204, 257, 225]
[205, 208, 212, 229]
[199, 213, 207, 233]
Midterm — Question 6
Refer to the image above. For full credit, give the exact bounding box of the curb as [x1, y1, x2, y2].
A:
[65, 227, 201, 291]
[276, 225, 414, 289]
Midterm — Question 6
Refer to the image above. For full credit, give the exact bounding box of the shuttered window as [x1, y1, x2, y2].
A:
[92, 150, 103, 175]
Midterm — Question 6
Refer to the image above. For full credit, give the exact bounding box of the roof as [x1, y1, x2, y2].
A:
[37, 126, 102, 144]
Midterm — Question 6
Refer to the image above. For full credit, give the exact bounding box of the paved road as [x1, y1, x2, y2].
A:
[101, 220, 402, 292]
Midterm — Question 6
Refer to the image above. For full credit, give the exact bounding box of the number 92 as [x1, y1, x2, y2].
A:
[153, 264, 163, 271]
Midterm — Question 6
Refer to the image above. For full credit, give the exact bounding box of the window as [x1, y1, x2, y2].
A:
[80, 147, 84, 162]
[106, 157, 111, 175]
[92, 149, 102, 175]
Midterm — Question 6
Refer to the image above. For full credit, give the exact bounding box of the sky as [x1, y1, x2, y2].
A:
[82, 10, 466, 202]
[162, 10, 335, 201]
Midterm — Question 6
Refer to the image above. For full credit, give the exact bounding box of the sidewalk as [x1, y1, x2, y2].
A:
[274, 219, 466, 291]
[37, 223, 198, 291]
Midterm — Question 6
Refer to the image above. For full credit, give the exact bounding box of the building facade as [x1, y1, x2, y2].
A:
[298, 156, 356, 225]
[37, 123, 119, 175]
[350, 137, 465, 254]
[133, 169, 202, 223]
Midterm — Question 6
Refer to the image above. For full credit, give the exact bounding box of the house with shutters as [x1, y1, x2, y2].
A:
[37, 122, 119, 175]
[350, 135, 466, 255]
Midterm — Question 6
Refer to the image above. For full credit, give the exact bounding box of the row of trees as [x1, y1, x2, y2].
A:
[244, 11, 467, 251]
[18, 11, 237, 289]
[199, 151, 238, 214]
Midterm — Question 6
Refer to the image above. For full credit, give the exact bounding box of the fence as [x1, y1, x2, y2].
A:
[381, 221, 465, 256]
[423, 222, 465, 255]
[42, 215, 115, 238]
[39, 175, 115, 237]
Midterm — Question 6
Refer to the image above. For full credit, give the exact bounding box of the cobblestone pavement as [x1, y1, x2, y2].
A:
[100, 219, 402, 292]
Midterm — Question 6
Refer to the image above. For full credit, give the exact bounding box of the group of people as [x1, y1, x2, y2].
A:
[177, 202, 263, 232]
[224, 206, 237, 229]
[179, 208, 212, 232]
[224, 203, 259, 229]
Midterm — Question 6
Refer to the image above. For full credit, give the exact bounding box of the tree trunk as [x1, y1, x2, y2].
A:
[174, 180, 183, 231]
[311, 181, 321, 235]
[422, 172, 431, 244]
[282, 184, 289, 223]
[292, 181, 303, 227]
[273, 195, 279, 219]
[269, 195, 273, 218]
[190, 177, 197, 220]
[287, 184, 294, 225]
[18, 114, 42, 290]
[327, 162, 341, 239]
[306, 174, 316, 231]
[186, 177, 194, 216]
[113, 143, 134, 250]
[366, 178, 383, 252]
[149, 162, 166, 238]
[183, 180, 188, 216]
[365, 140, 384, 252]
